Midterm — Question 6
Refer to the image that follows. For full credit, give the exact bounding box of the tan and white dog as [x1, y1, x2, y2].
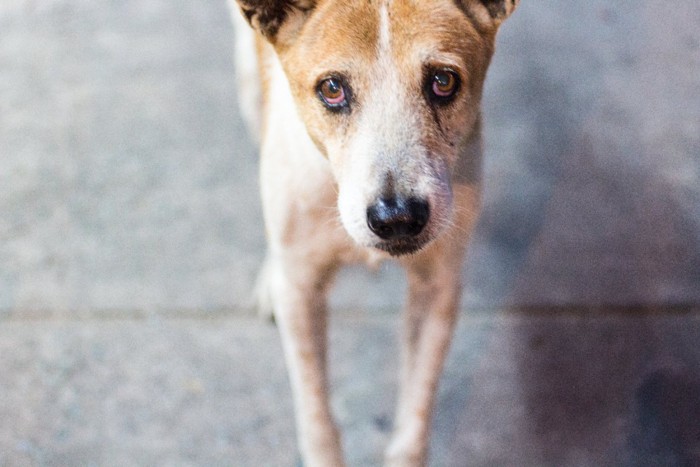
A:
[230, 1, 518, 465]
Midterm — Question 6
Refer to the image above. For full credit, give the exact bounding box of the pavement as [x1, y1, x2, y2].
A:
[1, 0, 699, 466]
[1, 307, 700, 466]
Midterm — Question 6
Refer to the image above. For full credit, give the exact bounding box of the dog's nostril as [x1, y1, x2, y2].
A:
[366, 197, 430, 240]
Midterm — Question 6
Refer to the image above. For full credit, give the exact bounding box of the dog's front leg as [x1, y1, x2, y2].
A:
[386, 244, 466, 467]
[269, 256, 345, 467]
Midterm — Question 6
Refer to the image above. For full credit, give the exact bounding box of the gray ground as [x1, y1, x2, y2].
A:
[1, 0, 699, 465]
[2, 309, 700, 466]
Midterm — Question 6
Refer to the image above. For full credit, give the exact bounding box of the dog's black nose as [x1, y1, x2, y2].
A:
[366, 197, 429, 240]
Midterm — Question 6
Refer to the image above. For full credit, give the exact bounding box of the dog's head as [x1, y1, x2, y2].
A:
[237, 0, 518, 256]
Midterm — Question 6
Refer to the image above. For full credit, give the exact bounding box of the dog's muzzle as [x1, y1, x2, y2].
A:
[366, 196, 430, 255]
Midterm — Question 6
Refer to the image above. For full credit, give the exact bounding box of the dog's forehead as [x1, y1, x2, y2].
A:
[297, 1, 380, 68]
[386, 1, 483, 64]
[297, 0, 480, 74]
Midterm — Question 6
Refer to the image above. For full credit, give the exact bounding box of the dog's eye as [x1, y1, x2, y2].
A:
[318, 77, 348, 110]
[428, 70, 460, 103]
[433, 71, 456, 96]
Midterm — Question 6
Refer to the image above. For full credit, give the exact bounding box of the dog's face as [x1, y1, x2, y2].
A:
[238, 0, 517, 255]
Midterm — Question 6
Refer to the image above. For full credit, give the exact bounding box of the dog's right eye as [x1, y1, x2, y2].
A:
[425, 69, 461, 105]
[317, 77, 349, 111]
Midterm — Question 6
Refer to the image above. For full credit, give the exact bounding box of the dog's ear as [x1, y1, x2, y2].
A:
[459, 0, 519, 27]
[234, 0, 316, 43]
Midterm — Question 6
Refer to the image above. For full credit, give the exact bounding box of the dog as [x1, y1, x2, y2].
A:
[230, 1, 518, 465]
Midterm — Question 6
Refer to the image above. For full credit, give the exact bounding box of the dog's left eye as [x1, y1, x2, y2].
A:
[318, 77, 349, 111]
[427, 70, 460, 103]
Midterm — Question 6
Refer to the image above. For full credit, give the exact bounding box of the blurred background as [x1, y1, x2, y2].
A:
[0, 0, 698, 465]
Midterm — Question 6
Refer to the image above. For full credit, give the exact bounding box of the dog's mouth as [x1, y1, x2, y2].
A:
[373, 238, 429, 257]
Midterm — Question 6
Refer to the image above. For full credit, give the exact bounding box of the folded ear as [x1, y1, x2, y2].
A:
[481, 0, 519, 22]
[234, 0, 316, 43]
[460, 0, 519, 27]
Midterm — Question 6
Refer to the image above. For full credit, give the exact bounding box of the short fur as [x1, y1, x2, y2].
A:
[230, 1, 518, 465]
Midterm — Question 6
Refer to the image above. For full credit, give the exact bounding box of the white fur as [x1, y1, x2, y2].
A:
[230, 3, 262, 141]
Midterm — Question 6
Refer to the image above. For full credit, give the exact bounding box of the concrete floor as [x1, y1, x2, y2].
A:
[1, 0, 699, 466]
[1, 307, 699, 466]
